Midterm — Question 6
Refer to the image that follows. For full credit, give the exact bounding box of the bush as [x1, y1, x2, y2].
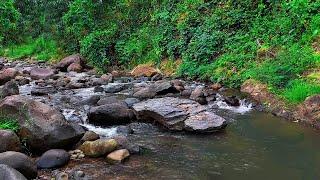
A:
[80, 28, 118, 69]
[0, 0, 20, 45]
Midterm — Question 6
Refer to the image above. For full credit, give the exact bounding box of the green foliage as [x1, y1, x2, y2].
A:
[0, 115, 19, 132]
[282, 79, 320, 104]
[0, 0, 20, 46]
[1, 36, 61, 61]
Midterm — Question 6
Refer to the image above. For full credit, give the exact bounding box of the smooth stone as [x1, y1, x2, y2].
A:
[0, 164, 27, 180]
[37, 149, 70, 169]
[0, 130, 21, 153]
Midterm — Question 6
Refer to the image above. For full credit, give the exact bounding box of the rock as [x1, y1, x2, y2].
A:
[67, 62, 82, 72]
[37, 149, 70, 169]
[0, 95, 85, 153]
[131, 64, 159, 77]
[133, 87, 156, 99]
[0, 130, 21, 153]
[181, 89, 192, 97]
[190, 86, 207, 105]
[116, 126, 134, 135]
[104, 83, 130, 93]
[81, 131, 100, 142]
[133, 97, 227, 133]
[0, 151, 37, 179]
[106, 149, 130, 164]
[0, 164, 27, 180]
[224, 96, 240, 106]
[30, 67, 55, 80]
[171, 79, 185, 92]
[1, 80, 19, 98]
[31, 86, 56, 96]
[0, 68, 18, 85]
[15, 76, 30, 86]
[88, 103, 135, 126]
[79, 139, 118, 157]
[97, 96, 124, 106]
[79, 95, 101, 106]
[151, 73, 163, 81]
[295, 95, 320, 122]
[94, 86, 104, 93]
[111, 70, 120, 78]
[101, 74, 113, 83]
[211, 83, 222, 91]
[56, 54, 85, 72]
[114, 136, 141, 154]
[69, 149, 85, 160]
[153, 81, 179, 95]
[55, 172, 69, 180]
[124, 98, 140, 108]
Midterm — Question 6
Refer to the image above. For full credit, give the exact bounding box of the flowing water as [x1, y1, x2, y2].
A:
[20, 77, 320, 180]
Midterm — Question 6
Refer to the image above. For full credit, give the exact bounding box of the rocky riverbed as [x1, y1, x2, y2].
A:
[0, 55, 319, 180]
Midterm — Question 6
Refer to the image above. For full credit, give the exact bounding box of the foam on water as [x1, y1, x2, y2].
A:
[212, 94, 253, 114]
[81, 123, 118, 137]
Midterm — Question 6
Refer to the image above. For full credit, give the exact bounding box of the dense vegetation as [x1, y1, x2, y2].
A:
[0, 0, 319, 103]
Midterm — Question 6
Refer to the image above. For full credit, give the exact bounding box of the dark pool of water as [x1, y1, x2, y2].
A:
[119, 111, 320, 180]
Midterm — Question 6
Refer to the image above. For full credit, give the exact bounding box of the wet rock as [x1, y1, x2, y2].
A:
[15, 76, 30, 86]
[116, 125, 134, 135]
[97, 96, 124, 106]
[181, 89, 192, 97]
[94, 86, 104, 93]
[124, 98, 140, 108]
[79, 139, 118, 157]
[224, 96, 240, 106]
[1, 80, 19, 98]
[0, 95, 85, 153]
[0, 68, 18, 85]
[114, 136, 141, 155]
[67, 62, 82, 72]
[131, 64, 159, 77]
[56, 54, 85, 72]
[30, 67, 55, 80]
[190, 86, 207, 105]
[0, 164, 27, 180]
[104, 83, 130, 93]
[37, 149, 70, 169]
[88, 103, 135, 126]
[153, 81, 179, 95]
[151, 73, 163, 81]
[171, 79, 185, 92]
[0, 130, 21, 153]
[133, 97, 227, 133]
[106, 149, 130, 164]
[0, 151, 37, 179]
[31, 86, 56, 96]
[66, 82, 85, 89]
[79, 95, 101, 106]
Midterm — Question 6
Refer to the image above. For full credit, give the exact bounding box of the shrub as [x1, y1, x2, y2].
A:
[0, 0, 20, 45]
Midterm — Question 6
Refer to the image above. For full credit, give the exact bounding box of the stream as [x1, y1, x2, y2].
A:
[17, 70, 320, 180]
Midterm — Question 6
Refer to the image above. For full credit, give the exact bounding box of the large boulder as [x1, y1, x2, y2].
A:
[0, 130, 21, 153]
[0, 164, 27, 180]
[67, 62, 83, 73]
[132, 97, 227, 133]
[30, 67, 55, 80]
[0, 95, 85, 153]
[79, 139, 118, 157]
[88, 103, 135, 126]
[1, 80, 19, 98]
[37, 149, 70, 169]
[55, 54, 85, 72]
[0, 151, 37, 179]
[131, 64, 159, 77]
[0, 68, 18, 85]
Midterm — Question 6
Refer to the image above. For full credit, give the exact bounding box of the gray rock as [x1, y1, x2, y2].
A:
[0, 68, 18, 85]
[31, 86, 56, 96]
[1, 80, 19, 98]
[37, 149, 70, 169]
[0, 130, 21, 153]
[0, 95, 85, 153]
[88, 103, 135, 126]
[0, 164, 27, 180]
[30, 67, 55, 80]
[0, 151, 37, 179]
[104, 83, 131, 93]
[132, 97, 227, 133]
[124, 98, 140, 108]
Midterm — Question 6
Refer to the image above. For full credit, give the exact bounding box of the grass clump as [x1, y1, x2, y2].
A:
[0, 116, 19, 132]
[282, 79, 320, 104]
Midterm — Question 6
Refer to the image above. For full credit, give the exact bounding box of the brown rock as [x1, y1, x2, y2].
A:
[79, 139, 118, 157]
[211, 83, 222, 90]
[30, 68, 54, 80]
[56, 54, 85, 72]
[0, 68, 18, 85]
[67, 63, 82, 72]
[131, 64, 159, 77]
[0, 130, 21, 153]
[106, 149, 130, 164]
